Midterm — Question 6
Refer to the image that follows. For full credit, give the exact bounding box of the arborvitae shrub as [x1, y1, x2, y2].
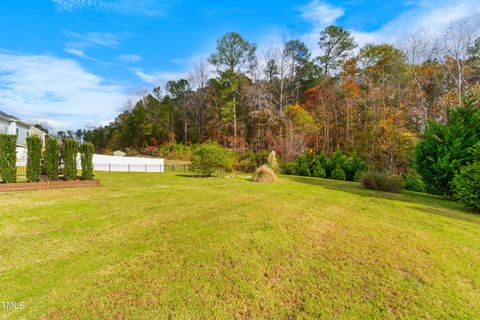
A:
[361, 171, 401, 193]
[0, 134, 17, 183]
[452, 142, 480, 211]
[253, 165, 276, 182]
[326, 150, 347, 178]
[63, 138, 78, 180]
[41, 150, 47, 175]
[26, 135, 42, 182]
[296, 152, 312, 176]
[453, 161, 480, 212]
[312, 160, 326, 178]
[414, 95, 480, 196]
[79, 142, 94, 180]
[45, 138, 60, 181]
[312, 152, 328, 175]
[331, 165, 346, 180]
[292, 150, 367, 181]
[297, 160, 310, 176]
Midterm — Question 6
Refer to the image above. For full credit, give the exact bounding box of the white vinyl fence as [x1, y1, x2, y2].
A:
[79, 154, 165, 173]
[16, 153, 165, 174]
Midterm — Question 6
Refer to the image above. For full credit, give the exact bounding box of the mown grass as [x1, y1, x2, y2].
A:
[0, 172, 479, 319]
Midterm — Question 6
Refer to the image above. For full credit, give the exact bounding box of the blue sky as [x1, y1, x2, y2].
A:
[0, 0, 479, 129]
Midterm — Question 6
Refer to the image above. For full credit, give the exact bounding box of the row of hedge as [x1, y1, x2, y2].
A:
[283, 150, 368, 182]
[0, 135, 95, 183]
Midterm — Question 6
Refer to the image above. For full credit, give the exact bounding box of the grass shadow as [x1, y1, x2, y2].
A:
[175, 173, 252, 180]
[174, 174, 199, 178]
[174, 174, 238, 179]
[284, 175, 479, 224]
[410, 205, 480, 225]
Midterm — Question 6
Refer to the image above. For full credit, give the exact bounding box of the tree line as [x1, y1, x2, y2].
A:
[76, 16, 479, 176]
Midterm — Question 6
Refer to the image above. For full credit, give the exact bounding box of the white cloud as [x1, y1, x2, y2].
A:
[298, 0, 480, 51]
[64, 31, 120, 49]
[134, 70, 187, 85]
[64, 47, 85, 57]
[349, 0, 480, 47]
[52, 0, 167, 16]
[64, 31, 120, 54]
[118, 54, 142, 63]
[64, 46, 116, 66]
[296, 1, 345, 55]
[299, 0, 344, 26]
[63, 31, 121, 65]
[0, 50, 130, 129]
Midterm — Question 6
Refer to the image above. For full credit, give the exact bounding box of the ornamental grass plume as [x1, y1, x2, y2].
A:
[253, 164, 276, 182]
[266, 150, 280, 173]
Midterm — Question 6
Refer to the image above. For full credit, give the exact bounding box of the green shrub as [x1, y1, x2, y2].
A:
[326, 150, 346, 178]
[343, 152, 367, 181]
[79, 142, 95, 180]
[453, 161, 480, 211]
[63, 138, 78, 180]
[45, 138, 60, 181]
[452, 142, 480, 211]
[292, 150, 366, 181]
[191, 142, 234, 176]
[297, 160, 310, 176]
[26, 135, 42, 182]
[253, 165, 276, 182]
[282, 161, 296, 175]
[414, 95, 480, 196]
[311, 159, 326, 178]
[266, 150, 280, 173]
[296, 152, 312, 176]
[41, 150, 47, 175]
[0, 134, 17, 183]
[361, 171, 401, 193]
[312, 152, 327, 175]
[353, 170, 365, 182]
[403, 171, 425, 192]
[331, 165, 346, 180]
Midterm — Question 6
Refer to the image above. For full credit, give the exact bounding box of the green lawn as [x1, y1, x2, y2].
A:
[1, 172, 479, 319]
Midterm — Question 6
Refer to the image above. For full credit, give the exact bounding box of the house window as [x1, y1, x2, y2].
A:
[16, 128, 19, 136]
[27, 131, 29, 137]
[3, 126, 7, 133]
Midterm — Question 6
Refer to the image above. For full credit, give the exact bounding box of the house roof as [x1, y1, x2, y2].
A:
[0, 110, 52, 137]
[0, 110, 32, 127]
[0, 110, 19, 121]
